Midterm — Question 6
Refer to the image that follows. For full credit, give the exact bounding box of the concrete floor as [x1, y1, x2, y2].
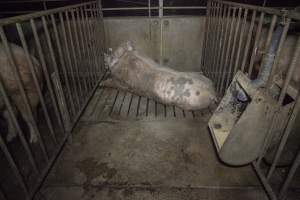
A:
[36, 87, 269, 200]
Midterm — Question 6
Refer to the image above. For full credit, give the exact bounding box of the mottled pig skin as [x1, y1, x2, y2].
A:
[105, 42, 216, 111]
[0, 42, 43, 143]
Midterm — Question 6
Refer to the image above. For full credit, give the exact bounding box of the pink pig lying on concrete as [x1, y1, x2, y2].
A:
[104, 41, 217, 110]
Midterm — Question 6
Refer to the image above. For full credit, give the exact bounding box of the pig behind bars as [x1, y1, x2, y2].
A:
[105, 41, 217, 111]
[0, 42, 42, 143]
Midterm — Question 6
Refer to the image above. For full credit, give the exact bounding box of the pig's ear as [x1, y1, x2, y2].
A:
[126, 41, 134, 51]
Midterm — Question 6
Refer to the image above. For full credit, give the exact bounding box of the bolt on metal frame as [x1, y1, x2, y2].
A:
[202, 0, 300, 199]
[0, 1, 105, 199]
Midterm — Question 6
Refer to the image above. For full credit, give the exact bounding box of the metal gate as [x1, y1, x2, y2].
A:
[0, 1, 105, 200]
[202, 0, 300, 199]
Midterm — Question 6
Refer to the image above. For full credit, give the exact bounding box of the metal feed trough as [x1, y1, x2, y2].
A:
[0, 0, 299, 200]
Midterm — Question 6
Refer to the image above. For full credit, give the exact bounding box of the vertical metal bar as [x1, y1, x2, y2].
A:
[233, 8, 248, 75]
[278, 35, 300, 104]
[84, 4, 98, 85]
[211, 3, 224, 81]
[252, 162, 277, 200]
[215, 4, 228, 92]
[78, 7, 93, 91]
[0, 135, 29, 199]
[31, 18, 66, 134]
[225, 7, 242, 88]
[266, 18, 291, 89]
[0, 26, 49, 160]
[65, 11, 84, 102]
[279, 148, 300, 199]
[210, 2, 222, 80]
[91, 3, 103, 80]
[206, 1, 216, 78]
[0, 79, 39, 175]
[220, 7, 237, 94]
[58, 12, 81, 110]
[241, 10, 257, 72]
[216, 6, 231, 94]
[248, 12, 265, 77]
[75, 8, 92, 91]
[16, 23, 58, 144]
[94, 3, 106, 75]
[159, 0, 163, 18]
[71, 9, 89, 95]
[267, 37, 300, 179]
[201, 0, 212, 75]
[48, 15, 75, 121]
[80, 6, 95, 89]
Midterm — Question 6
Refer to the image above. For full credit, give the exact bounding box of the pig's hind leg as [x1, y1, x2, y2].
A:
[3, 108, 18, 142]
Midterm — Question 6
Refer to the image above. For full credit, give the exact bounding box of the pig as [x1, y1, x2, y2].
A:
[104, 41, 217, 111]
[0, 42, 43, 143]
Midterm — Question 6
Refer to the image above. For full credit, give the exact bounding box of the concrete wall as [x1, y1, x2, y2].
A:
[103, 16, 206, 72]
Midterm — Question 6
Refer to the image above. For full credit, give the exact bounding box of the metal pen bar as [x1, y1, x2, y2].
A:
[94, 3, 106, 77]
[0, 1, 96, 26]
[75, 7, 92, 91]
[279, 147, 300, 199]
[80, 6, 94, 89]
[212, 3, 224, 81]
[71, 9, 89, 95]
[278, 35, 300, 104]
[90, 3, 103, 80]
[213, 0, 300, 20]
[0, 78, 39, 175]
[16, 23, 58, 145]
[215, 4, 229, 92]
[49, 15, 76, 120]
[0, 26, 49, 160]
[58, 12, 81, 111]
[31, 18, 66, 134]
[206, 1, 216, 78]
[241, 10, 257, 72]
[220, 7, 237, 94]
[225, 7, 242, 88]
[267, 37, 300, 179]
[65, 11, 84, 102]
[0, 135, 29, 199]
[201, 0, 211, 75]
[84, 5, 98, 85]
[201, 0, 210, 73]
[233, 8, 248, 75]
[217, 5, 231, 93]
[248, 12, 265, 78]
[252, 162, 277, 200]
[266, 18, 291, 90]
[211, 2, 222, 80]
